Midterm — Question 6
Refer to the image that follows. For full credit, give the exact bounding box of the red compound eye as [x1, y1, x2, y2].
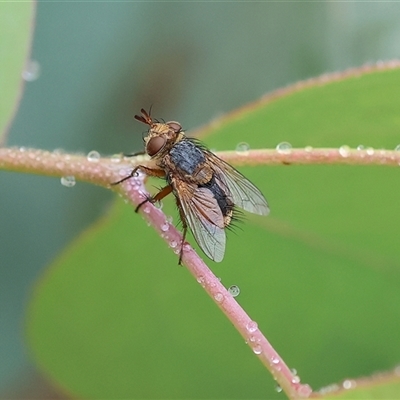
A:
[146, 136, 166, 156]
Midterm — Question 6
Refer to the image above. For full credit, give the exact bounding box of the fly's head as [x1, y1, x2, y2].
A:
[135, 108, 185, 161]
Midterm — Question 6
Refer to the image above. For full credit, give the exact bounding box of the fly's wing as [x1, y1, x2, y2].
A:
[205, 151, 270, 216]
[175, 180, 226, 262]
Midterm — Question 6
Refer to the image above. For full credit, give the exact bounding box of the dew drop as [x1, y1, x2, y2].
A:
[252, 345, 262, 355]
[246, 320, 258, 333]
[291, 368, 298, 375]
[161, 223, 169, 232]
[197, 276, 206, 287]
[118, 168, 131, 177]
[366, 147, 374, 155]
[228, 285, 240, 297]
[342, 379, 356, 389]
[271, 356, 280, 365]
[214, 292, 224, 302]
[395, 145, 400, 151]
[167, 215, 173, 224]
[275, 385, 283, 393]
[235, 142, 250, 155]
[298, 384, 313, 398]
[22, 60, 40, 81]
[356, 145, 365, 151]
[291, 375, 300, 384]
[339, 145, 350, 157]
[87, 150, 100, 162]
[154, 201, 163, 210]
[169, 240, 177, 248]
[111, 154, 122, 163]
[304, 146, 313, 152]
[60, 175, 76, 187]
[276, 142, 292, 154]
[142, 205, 151, 214]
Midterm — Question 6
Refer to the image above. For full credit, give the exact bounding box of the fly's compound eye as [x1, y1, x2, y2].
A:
[146, 136, 166, 156]
[167, 121, 182, 133]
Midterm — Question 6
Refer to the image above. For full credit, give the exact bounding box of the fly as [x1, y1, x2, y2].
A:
[113, 109, 269, 263]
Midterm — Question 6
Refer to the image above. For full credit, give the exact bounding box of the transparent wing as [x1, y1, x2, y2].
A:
[205, 151, 269, 216]
[176, 182, 226, 262]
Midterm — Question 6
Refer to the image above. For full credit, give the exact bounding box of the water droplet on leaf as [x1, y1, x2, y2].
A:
[228, 285, 240, 297]
[61, 176, 76, 187]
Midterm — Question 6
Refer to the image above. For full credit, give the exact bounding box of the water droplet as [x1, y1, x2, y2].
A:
[276, 142, 292, 154]
[142, 205, 151, 214]
[298, 384, 313, 397]
[357, 145, 365, 151]
[111, 154, 122, 163]
[154, 201, 163, 210]
[60, 175, 76, 187]
[342, 379, 356, 389]
[271, 356, 280, 365]
[252, 345, 262, 354]
[339, 145, 350, 157]
[275, 385, 283, 393]
[304, 146, 313, 152]
[228, 285, 240, 297]
[235, 142, 250, 155]
[292, 375, 300, 384]
[118, 168, 131, 178]
[167, 215, 173, 224]
[161, 223, 169, 232]
[291, 368, 298, 375]
[169, 240, 177, 248]
[87, 150, 100, 162]
[395, 145, 400, 151]
[197, 276, 206, 287]
[214, 292, 224, 302]
[366, 147, 374, 155]
[246, 320, 258, 333]
[22, 60, 40, 81]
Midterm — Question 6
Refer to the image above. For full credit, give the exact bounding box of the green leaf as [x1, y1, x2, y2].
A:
[28, 67, 400, 399]
[0, 2, 35, 142]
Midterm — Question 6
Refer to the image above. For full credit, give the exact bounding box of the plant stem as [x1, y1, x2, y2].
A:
[2, 144, 400, 398]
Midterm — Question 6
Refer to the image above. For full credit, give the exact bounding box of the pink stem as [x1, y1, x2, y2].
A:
[119, 173, 312, 399]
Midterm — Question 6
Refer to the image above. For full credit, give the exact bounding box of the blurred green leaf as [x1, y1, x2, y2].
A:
[0, 2, 35, 143]
[28, 68, 400, 399]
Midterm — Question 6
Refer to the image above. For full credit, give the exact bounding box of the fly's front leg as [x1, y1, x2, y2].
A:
[112, 165, 166, 186]
[112, 165, 167, 209]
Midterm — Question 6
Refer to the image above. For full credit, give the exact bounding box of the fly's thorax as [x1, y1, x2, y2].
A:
[165, 139, 214, 184]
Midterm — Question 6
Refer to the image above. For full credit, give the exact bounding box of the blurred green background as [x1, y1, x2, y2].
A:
[2, 2, 400, 398]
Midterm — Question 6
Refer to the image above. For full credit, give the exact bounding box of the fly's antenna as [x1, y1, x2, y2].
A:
[134, 108, 153, 126]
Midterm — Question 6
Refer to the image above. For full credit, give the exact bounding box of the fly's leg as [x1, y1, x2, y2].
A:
[135, 185, 172, 213]
[176, 198, 188, 265]
[111, 165, 165, 186]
